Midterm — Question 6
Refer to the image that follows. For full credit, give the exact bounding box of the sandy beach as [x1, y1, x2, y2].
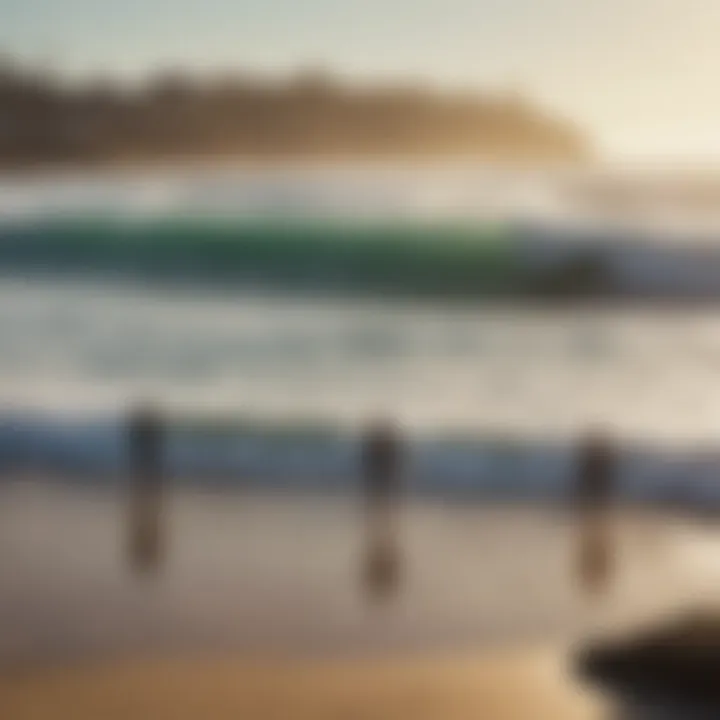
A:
[1, 480, 719, 717]
[0, 647, 601, 720]
[0, 481, 710, 663]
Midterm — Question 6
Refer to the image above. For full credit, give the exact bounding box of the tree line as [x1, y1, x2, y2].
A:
[0, 60, 589, 166]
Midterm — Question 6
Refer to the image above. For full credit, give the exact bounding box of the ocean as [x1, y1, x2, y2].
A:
[2, 164, 720, 507]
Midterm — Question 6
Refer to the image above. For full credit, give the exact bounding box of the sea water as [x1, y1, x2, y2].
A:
[2, 165, 720, 505]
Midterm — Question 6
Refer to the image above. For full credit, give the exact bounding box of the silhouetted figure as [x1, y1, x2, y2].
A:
[127, 403, 165, 575]
[575, 430, 616, 596]
[577, 431, 616, 512]
[362, 420, 403, 507]
[361, 420, 404, 600]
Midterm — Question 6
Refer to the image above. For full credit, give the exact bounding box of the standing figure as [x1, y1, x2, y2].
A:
[361, 419, 404, 600]
[127, 403, 165, 575]
[575, 430, 616, 596]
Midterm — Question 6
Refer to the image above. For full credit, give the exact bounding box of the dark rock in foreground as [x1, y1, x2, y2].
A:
[577, 610, 720, 716]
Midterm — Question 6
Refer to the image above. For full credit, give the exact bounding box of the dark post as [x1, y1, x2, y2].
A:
[575, 429, 616, 596]
[127, 403, 165, 575]
[360, 419, 404, 600]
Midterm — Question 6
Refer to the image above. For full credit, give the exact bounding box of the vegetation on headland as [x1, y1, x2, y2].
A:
[0, 58, 590, 167]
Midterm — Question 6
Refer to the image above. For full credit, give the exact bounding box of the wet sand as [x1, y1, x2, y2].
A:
[0, 480, 715, 665]
[1, 480, 719, 718]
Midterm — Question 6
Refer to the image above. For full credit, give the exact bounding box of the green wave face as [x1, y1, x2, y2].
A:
[0, 218, 529, 297]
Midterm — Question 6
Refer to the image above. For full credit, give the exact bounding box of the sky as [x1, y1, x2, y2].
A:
[2, 0, 720, 160]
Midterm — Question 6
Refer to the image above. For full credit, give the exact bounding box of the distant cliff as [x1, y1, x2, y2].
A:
[0, 63, 590, 166]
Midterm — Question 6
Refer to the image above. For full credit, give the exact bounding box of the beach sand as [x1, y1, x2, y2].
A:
[0, 647, 602, 720]
[1, 480, 719, 717]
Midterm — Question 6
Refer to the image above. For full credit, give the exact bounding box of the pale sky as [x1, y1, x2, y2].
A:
[2, 0, 720, 160]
